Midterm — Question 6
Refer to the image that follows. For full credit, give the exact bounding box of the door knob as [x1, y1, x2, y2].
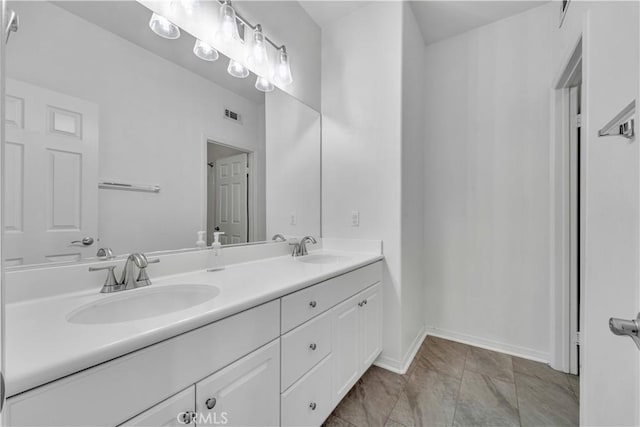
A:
[70, 237, 94, 246]
[609, 313, 640, 350]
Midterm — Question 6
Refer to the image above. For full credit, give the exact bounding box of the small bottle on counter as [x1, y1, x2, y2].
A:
[195, 230, 207, 248]
[207, 231, 226, 272]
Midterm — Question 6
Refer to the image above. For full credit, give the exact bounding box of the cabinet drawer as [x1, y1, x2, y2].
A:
[6, 300, 280, 427]
[120, 387, 195, 427]
[281, 355, 333, 427]
[196, 339, 280, 427]
[281, 261, 382, 333]
[281, 309, 331, 391]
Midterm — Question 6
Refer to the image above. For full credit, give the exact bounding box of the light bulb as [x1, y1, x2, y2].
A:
[178, 0, 198, 14]
[149, 13, 180, 40]
[274, 47, 293, 86]
[193, 39, 219, 61]
[228, 59, 249, 78]
[247, 25, 269, 73]
[216, 1, 240, 45]
[255, 76, 274, 92]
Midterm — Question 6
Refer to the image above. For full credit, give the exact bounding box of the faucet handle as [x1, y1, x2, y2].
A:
[89, 265, 122, 293]
[136, 258, 159, 287]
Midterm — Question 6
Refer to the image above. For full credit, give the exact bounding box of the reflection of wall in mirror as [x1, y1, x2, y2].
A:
[265, 90, 321, 238]
[5, 1, 266, 261]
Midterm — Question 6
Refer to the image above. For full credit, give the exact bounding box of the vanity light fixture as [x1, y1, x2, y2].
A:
[247, 25, 268, 71]
[193, 39, 219, 61]
[228, 58, 250, 78]
[216, 0, 240, 45]
[274, 46, 293, 86]
[148, 13, 180, 40]
[255, 75, 274, 92]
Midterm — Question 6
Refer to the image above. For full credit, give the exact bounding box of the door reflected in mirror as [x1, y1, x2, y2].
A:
[3, 0, 320, 268]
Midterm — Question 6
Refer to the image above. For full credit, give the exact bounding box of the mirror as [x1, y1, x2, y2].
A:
[3, 0, 321, 268]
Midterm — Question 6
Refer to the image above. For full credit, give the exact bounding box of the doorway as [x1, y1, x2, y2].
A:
[206, 141, 252, 246]
[552, 37, 583, 376]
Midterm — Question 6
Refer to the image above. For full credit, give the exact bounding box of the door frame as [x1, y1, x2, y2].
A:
[550, 35, 584, 374]
[200, 136, 258, 243]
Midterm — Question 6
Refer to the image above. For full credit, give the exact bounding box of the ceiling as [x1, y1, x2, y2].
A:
[298, 1, 550, 45]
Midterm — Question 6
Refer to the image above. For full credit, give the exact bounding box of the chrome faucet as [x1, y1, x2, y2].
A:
[290, 236, 317, 257]
[89, 253, 159, 293]
[272, 233, 287, 242]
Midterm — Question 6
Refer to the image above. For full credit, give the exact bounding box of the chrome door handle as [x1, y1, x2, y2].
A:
[70, 237, 94, 246]
[609, 313, 640, 350]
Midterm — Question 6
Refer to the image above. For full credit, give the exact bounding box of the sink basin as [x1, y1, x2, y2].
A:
[296, 254, 350, 265]
[67, 284, 220, 325]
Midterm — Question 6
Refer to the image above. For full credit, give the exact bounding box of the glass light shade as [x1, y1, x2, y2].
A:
[227, 59, 249, 78]
[216, 1, 240, 44]
[179, 0, 198, 14]
[193, 39, 219, 61]
[149, 13, 180, 40]
[247, 25, 269, 72]
[255, 76, 274, 92]
[274, 48, 293, 86]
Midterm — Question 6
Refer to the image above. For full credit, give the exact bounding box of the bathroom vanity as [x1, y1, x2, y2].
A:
[4, 246, 383, 426]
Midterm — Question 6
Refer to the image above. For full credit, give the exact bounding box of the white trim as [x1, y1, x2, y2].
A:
[374, 326, 427, 375]
[549, 33, 583, 374]
[425, 327, 550, 364]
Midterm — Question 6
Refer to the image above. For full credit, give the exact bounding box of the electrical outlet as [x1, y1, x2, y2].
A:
[351, 211, 360, 227]
[289, 211, 297, 226]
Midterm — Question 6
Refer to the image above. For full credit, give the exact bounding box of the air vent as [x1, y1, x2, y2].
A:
[224, 108, 242, 124]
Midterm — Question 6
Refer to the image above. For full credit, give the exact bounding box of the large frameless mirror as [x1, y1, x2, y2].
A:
[3, 0, 321, 269]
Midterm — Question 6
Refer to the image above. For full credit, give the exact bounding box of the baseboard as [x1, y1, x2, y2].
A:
[425, 326, 550, 363]
[374, 326, 427, 374]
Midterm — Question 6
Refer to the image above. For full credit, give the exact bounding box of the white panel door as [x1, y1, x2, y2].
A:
[120, 387, 195, 427]
[581, 2, 640, 426]
[4, 79, 98, 266]
[330, 292, 361, 406]
[359, 283, 383, 370]
[195, 339, 280, 427]
[215, 152, 248, 245]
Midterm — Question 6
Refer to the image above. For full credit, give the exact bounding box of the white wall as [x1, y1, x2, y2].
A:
[265, 89, 321, 238]
[400, 2, 426, 364]
[322, 1, 404, 366]
[6, 1, 265, 255]
[422, 3, 556, 361]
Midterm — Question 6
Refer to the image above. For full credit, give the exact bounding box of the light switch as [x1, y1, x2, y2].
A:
[351, 211, 360, 227]
[289, 211, 297, 226]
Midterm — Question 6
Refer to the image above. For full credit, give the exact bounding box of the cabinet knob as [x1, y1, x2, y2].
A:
[206, 397, 217, 410]
[309, 343, 317, 351]
[309, 300, 317, 308]
[363, 299, 368, 305]
[358, 301, 363, 307]
[309, 402, 317, 411]
[180, 411, 196, 424]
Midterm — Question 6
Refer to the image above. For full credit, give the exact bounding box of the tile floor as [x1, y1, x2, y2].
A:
[324, 336, 579, 427]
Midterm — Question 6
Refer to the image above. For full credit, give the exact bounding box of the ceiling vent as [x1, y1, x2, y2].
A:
[224, 108, 242, 124]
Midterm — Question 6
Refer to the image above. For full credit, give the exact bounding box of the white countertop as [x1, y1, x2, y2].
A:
[6, 250, 383, 397]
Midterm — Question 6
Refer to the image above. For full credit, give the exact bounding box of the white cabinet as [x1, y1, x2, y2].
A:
[195, 340, 280, 427]
[331, 282, 382, 406]
[121, 387, 195, 427]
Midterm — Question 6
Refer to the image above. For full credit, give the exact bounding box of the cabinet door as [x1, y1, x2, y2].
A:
[195, 339, 280, 427]
[360, 283, 383, 370]
[330, 293, 361, 406]
[120, 387, 195, 427]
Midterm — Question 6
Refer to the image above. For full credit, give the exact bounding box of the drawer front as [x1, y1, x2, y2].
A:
[281, 309, 331, 391]
[195, 339, 280, 427]
[6, 300, 280, 427]
[281, 261, 382, 333]
[120, 387, 195, 427]
[281, 355, 333, 427]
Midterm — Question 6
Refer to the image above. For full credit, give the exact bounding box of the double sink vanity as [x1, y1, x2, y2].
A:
[4, 240, 384, 426]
